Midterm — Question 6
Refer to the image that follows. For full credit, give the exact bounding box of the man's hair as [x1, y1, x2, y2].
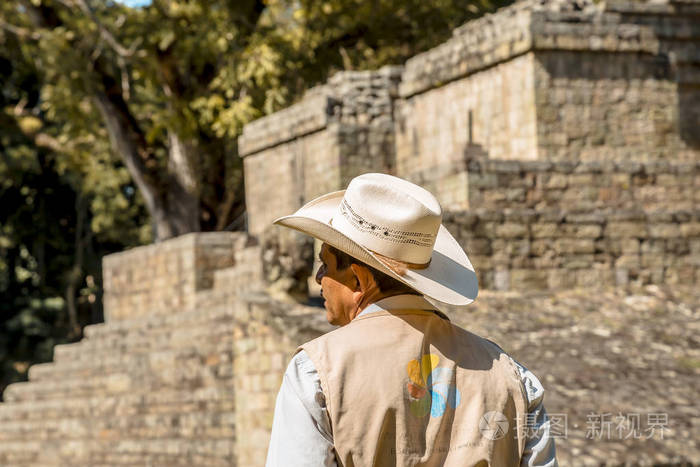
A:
[326, 245, 420, 295]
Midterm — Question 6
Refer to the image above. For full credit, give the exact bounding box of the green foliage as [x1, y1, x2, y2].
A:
[0, 21, 149, 398]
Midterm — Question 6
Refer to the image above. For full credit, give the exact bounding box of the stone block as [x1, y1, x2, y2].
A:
[533, 255, 561, 268]
[665, 238, 690, 255]
[466, 238, 493, 255]
[562, 254, 594, 269]
[555, 238, 595, 254]
[509, 269, 548, 290]
[607, 222, 647, 238]
[664, 266, 697, 285]
[495, 223, 529, 238]
[615, 255, 640, 269]
[673, 211, 693, 223]
[641, 255, 665, 268]
[680, 223, 700, 237]
[547, 269, 577, 289]
[538, 211, 566, 223]
[531, 223, 559, 238]
[615, 268, 629, 285]
[470, 255, 494, 269]
[576, 267, 611, 288]
[648, 223, 681, 238]
[611, 173, 631, 187]
[620, 239, 640, 255]
[530, 239, 552, 257]
[561, 224, 603, 238]
[494, 269, 510, 291]
[541, 173, 568, 189]
[565, 212, 606, 224]
[569, 173, 595, 186]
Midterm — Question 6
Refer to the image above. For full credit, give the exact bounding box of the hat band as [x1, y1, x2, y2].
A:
[328, 216, 433, 272]
[339, 199, 436, 248]
[372, 250, 432, 273]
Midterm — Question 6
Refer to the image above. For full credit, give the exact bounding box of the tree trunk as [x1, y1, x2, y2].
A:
[92, 91, 200, 241]
[164, 131, 200, 235]
[65, 193, 86, 339]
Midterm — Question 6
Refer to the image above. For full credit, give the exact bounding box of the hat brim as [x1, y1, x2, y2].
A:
[273, 190, 478, 307]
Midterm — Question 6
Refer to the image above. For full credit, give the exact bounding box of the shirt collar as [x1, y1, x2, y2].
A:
[357, 294, 449, 320]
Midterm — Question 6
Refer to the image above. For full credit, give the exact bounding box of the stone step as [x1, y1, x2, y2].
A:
[30, 340, 234, 383]
[0, 409, 235, 442]
[0, 438, 234, 466]
[0, 441, 41, 465]
[51, 321, 236, 365]
[3, 373, 135, 403]
[0, 386, 234, 422]
[82, 303, 237, 340]
[4, 352, 233, 402]
[213, 248, 264, 293]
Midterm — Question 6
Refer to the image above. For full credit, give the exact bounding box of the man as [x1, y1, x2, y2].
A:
[266, 173, 557, 466]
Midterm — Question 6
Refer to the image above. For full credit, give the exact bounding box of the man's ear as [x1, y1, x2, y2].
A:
[350, 263, 374, 293]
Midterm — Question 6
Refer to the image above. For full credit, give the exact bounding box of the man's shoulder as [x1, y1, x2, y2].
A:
[479, 342, 546, 409]
[446, 323, 512, 358]
[460, 334, 546, 406]
[508, 356, 546, 408]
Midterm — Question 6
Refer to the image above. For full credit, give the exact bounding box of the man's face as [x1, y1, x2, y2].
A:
[316, 243, 357, 326]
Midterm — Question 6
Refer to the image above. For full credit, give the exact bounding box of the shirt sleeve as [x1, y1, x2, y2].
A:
[511, 358, 558, 467]
[265, 350, 337, 467]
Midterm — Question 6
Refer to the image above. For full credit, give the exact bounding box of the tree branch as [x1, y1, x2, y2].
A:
[57, 0, 142, 57]
[34, 133, 72, 153]
[0, 19, 41, 40]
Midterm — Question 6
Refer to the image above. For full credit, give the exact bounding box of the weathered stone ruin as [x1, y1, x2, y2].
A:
[0, 0, 698, 465]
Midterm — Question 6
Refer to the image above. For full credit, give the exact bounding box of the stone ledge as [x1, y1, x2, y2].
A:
[466, 156, 700, 174]
[399, 0, 698, 98]
[400, 2, 535, 98]
[606, 0, 700, 16]
[445, 207, 700, 226]
[238, 88, 332, 157]
[239, 66, 402, 156]
[102, 232, 236, 268]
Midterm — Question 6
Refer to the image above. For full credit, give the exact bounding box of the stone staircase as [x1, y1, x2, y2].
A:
[0, 303, 239, 466]
[0, 233, 269, 466]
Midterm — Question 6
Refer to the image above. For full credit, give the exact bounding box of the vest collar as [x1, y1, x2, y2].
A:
[357, 294, 450, 321]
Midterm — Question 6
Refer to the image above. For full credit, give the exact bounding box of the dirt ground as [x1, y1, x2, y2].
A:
[445, 284, 700, 466]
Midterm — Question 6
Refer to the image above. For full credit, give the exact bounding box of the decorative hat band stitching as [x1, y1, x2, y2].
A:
[340, 199, 435, 248]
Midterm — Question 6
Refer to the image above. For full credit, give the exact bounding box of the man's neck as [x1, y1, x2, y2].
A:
[355, 293, 434, 317]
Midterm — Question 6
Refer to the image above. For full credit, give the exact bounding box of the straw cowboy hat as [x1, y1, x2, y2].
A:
[273, 173, 478, 307]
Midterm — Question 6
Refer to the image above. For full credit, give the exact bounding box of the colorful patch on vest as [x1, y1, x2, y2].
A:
[405, 353, 461, 418]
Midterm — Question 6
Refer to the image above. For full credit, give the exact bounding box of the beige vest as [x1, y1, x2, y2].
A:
[299, 309, 528, 467]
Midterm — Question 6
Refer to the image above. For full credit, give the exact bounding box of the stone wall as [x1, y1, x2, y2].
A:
[465, 157, 699, 211]
[397, 0, 700, 166]
[395, 52, 539, 209]
[532, 51, 695, 162]
[231, 295, 331, 465]
[445, 207, 700, 291]
[240, 66, 402, 235]
[103, 233, 243, 321]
